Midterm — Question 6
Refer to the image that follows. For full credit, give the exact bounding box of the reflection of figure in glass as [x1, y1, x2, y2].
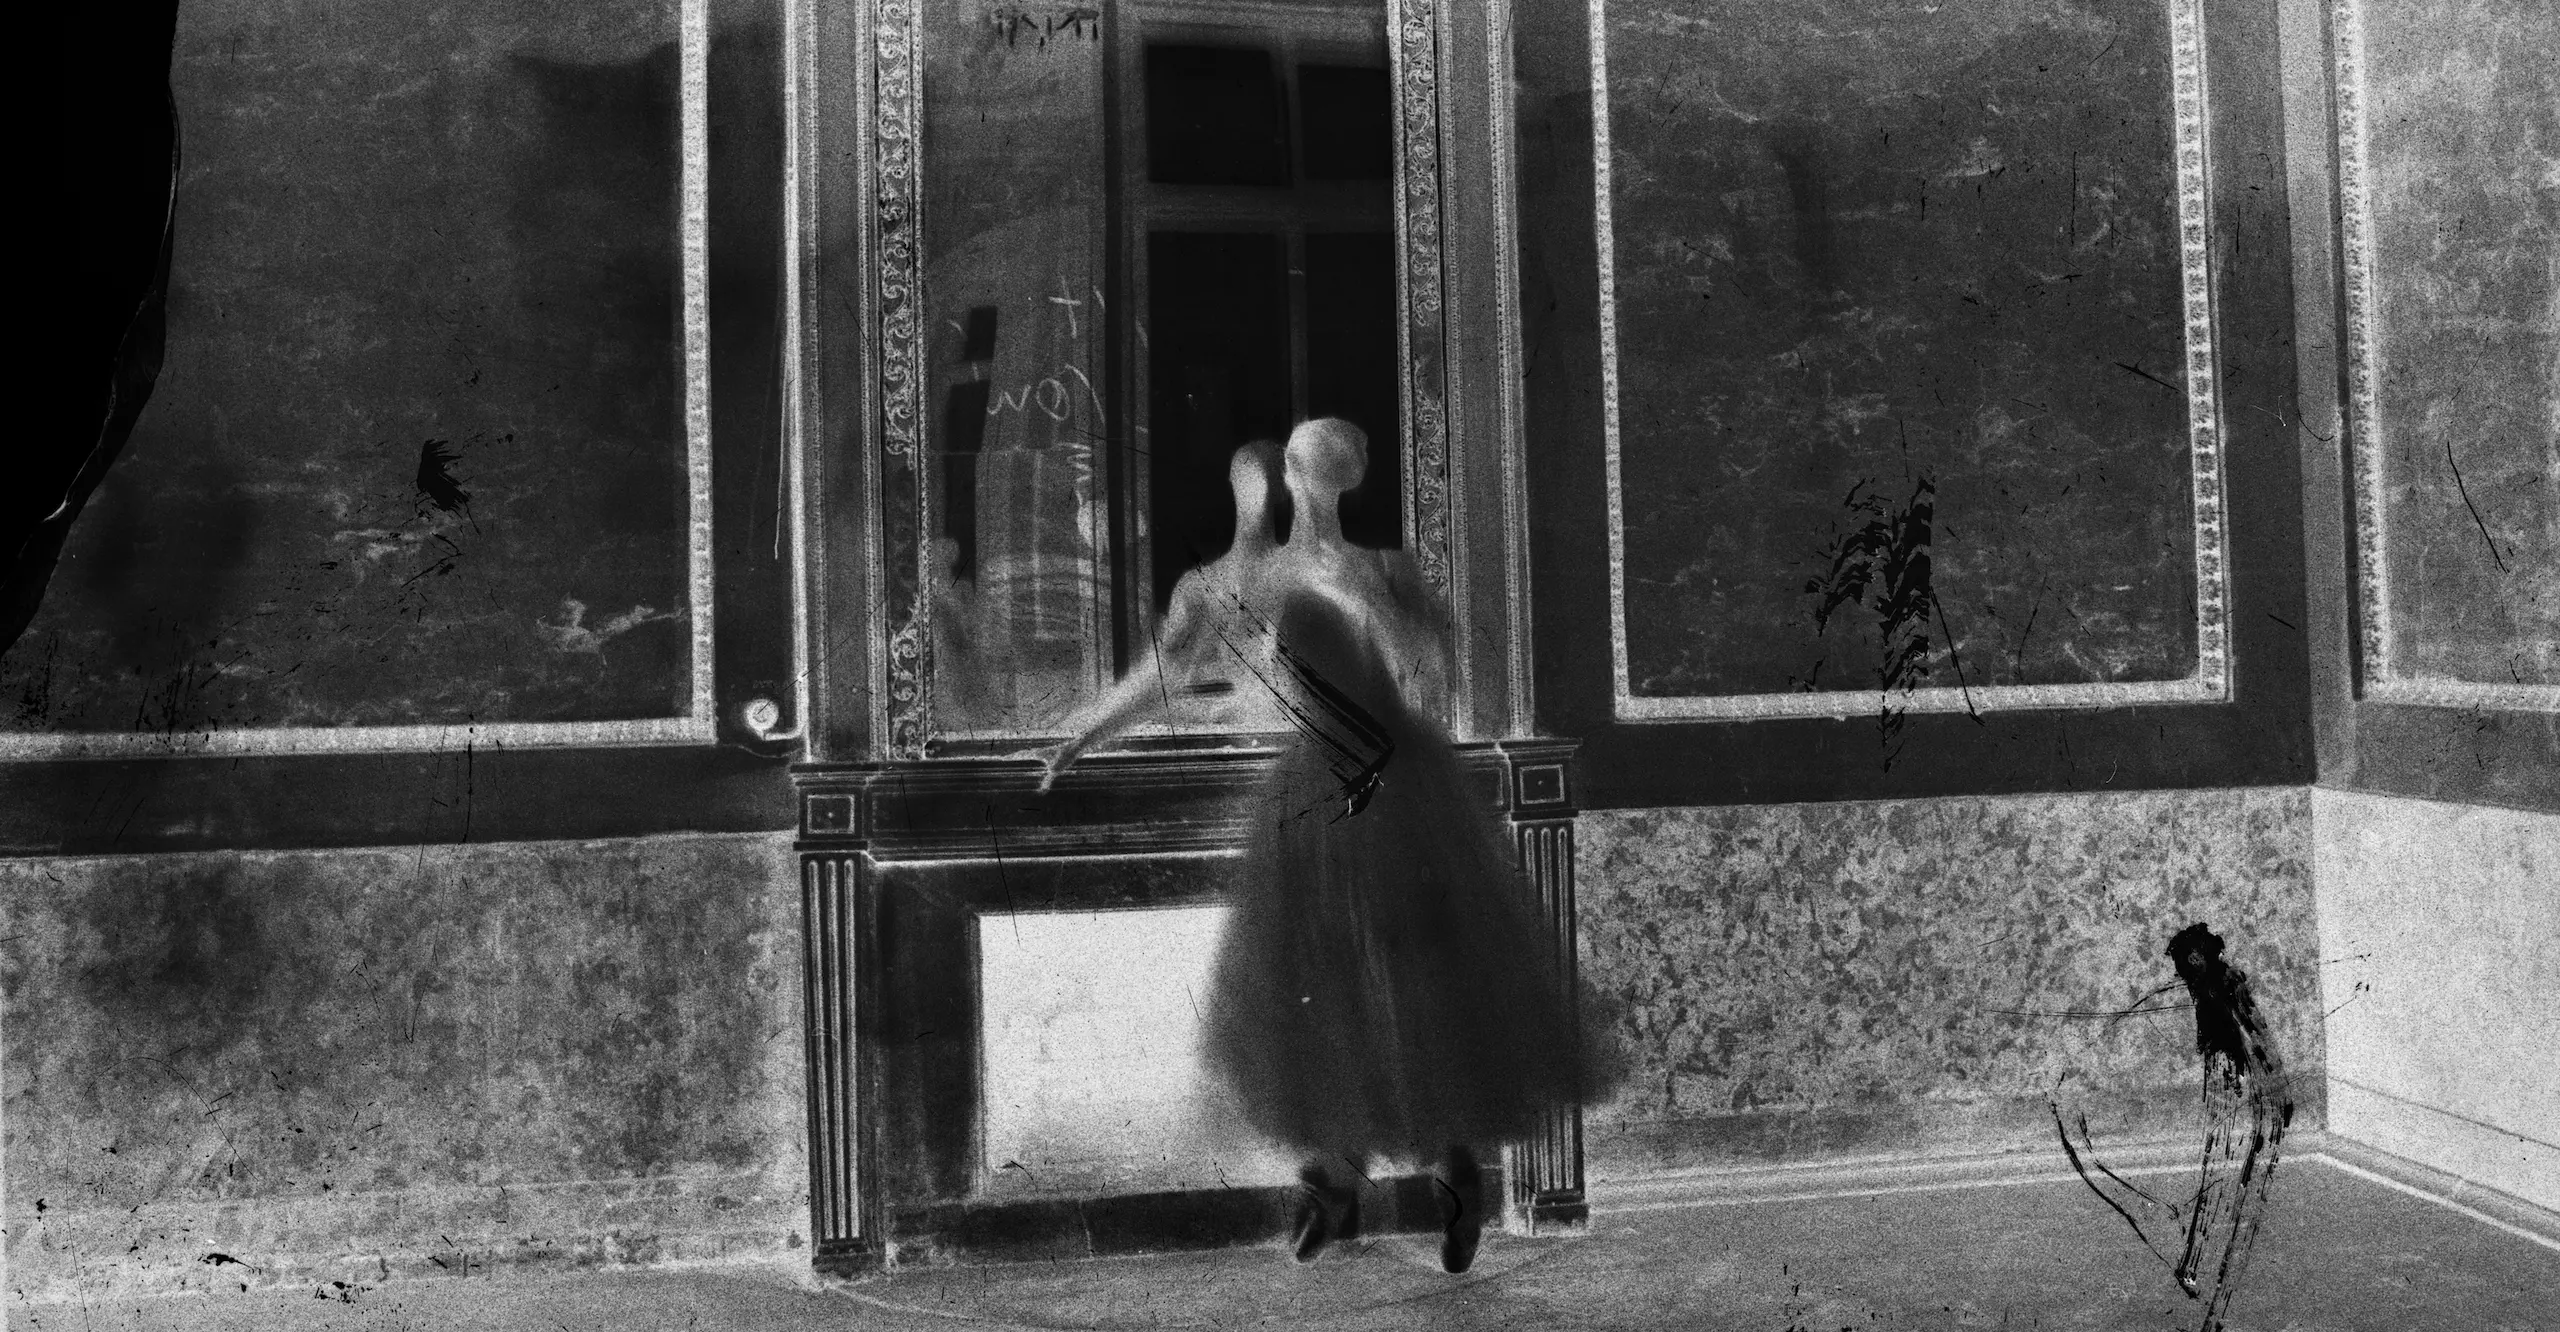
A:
[1041, 418, 1618, 1276]
[2054, 922, 2293, 1332]
[1034, 440, 1288, 773]
[928, 535, 997, 728]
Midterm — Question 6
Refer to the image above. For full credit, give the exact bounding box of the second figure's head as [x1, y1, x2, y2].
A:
[1230, 439, 1282, 511]
[1230, 439, 1289, 546]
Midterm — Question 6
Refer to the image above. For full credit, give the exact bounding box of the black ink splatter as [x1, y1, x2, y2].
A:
[2112, 360, 2181, 394]
[2053, 923, 2293, 1332]
[1805, 475, 1970, 766]
[414, 438, 477, 531]
[991, 4, 1101, 48]
[2443, 439, 2508, 572]
[1214, 591, 1395, 821]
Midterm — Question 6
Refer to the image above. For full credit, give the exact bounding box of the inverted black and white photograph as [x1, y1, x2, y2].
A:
[5, 0, 2555, 1329]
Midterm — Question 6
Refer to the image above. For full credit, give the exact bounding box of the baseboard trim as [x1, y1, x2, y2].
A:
[1583, 1085, 2327, 1186]
[1587, 1137, 2201, 1214]
[867, 1170, 1485, 1272]
[4, 1173, 805, 1306]
[1580, 1129, 2560, 1256]
[23, 1134, 2553, 1310]
[2304, 1136, 2560, 1252]
[2321, 1077, 2559, 1210]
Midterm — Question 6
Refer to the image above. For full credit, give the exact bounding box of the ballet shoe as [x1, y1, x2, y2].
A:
[1292, 1166, 1335, 1263]
[1438, 1147, 1484, 1275]
[1291, 1188, 1330, 1263]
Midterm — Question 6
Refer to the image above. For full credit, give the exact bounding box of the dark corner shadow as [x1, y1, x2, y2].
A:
[9, 4, 185, 659]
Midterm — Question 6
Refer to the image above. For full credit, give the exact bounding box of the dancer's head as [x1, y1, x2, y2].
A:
[1285, 418, 1368, 500]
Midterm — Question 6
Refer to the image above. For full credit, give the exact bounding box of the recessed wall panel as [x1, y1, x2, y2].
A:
[1590, 0, 2229, 720]
[1, 0, 713, 755]
[2336, 0, 2560, 710]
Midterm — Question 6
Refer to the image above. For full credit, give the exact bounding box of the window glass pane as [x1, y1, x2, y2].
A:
[1304, 231, 1401, 548]
[1145, 45, 1289, 186]
[910, 2, 1396, 741]
[1146, 231, 1293, 613]
[1297, 64, 1392, 181]
[920, 0, 1113, 736]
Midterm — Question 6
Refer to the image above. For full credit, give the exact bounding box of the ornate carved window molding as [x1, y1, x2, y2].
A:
[866, 0, 1464, 759]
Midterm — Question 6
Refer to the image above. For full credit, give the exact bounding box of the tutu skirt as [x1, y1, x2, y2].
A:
[1199, 590, 1619, 1164]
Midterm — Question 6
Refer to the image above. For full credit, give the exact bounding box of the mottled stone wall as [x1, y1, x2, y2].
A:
[1578, 787, 2320, 1176]
[1, 832, 803, 1303]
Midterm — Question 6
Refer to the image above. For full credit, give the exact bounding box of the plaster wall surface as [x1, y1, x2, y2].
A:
[1579, 786, 2322, 1176]
[31, 786, 2534, 1306]
[2, 831, 805, 1304]
[2311, 787, 2560, 1211]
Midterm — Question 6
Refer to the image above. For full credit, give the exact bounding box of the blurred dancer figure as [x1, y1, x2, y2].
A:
[1261, 418, 1452, 718]
[1047, 418, 1617, 1275]
[2055, 922, 2293, 1332]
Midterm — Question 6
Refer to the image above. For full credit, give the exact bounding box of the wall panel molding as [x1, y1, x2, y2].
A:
[1515, 0, 2314, 807]
[2328, 0, 2560, 715]
[1587, 0, 2233, 724]
[0, 0, 723, 761]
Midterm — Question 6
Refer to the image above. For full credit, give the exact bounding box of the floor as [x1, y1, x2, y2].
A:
[14, 1156, 2556, 1332]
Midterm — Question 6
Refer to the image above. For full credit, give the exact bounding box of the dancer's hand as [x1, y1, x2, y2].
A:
[1025, 739, 1084, 794]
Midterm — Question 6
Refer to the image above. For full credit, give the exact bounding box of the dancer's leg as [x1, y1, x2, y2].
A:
[1335, 1155, 1364, 1241]
[1292, 1162, 1334, 1263]
[1438, 1144, 1485, 1274]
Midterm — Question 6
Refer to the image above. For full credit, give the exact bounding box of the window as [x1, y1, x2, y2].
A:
[921, 0, 1395, 739]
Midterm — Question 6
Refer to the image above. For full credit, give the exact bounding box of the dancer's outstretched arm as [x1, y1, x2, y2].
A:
[1030, 579, 1207, 792]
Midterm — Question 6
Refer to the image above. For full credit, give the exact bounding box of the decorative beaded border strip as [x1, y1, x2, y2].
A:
[875, 0, 929, 757]
[1391, 0, 1454, 595]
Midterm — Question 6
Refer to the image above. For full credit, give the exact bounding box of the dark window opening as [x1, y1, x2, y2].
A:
[1145, 45, 1289, 186]
[1305, 232, 1401, 549]
[1298, 65, 1393, 180]
[1126, 29, 1397, 634]
[1147, 232, 1293, 613]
